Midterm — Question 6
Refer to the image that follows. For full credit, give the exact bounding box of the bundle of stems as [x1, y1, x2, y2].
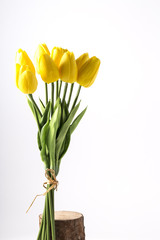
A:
[15, 45, 100, 240]
[28, 81, 86, 240]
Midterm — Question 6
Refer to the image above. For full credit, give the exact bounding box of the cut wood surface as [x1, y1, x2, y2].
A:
[39, 211, 85, 240]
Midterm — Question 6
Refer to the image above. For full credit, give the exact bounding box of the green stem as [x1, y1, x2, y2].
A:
[62, 83, 68, 103]
[67, 83, 74, 108]
[48, 189, 55, 240]
[56, 81, 59, 99]
[45, 83, 48, 105]
[44, 229, 47, 240]
[37, 212, 43, 240]
[70, 85, 81, 112]
[46, 193, 51, 240]
[37, 191, 48, 240]
[58, 80, 62, 97]
[28, 94, 42, 117]
[41, 219, 46, 240]
[41, 198, 46, 240]
[51, 83, 54, 116]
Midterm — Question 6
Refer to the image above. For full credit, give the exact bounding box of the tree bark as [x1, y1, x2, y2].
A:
[39, 211, 85, 240]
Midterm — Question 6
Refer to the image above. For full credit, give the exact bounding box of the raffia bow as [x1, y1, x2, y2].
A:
[26, 168, 58, 213]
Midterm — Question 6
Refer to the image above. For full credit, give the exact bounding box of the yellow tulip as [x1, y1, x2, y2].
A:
[16, 64, 31, 87]
[15, 49, 38, 94]
[34, 43, 50, 74]
[76, 53, 89, 71]
[16, 64, 38, 94]
[51, 47, 67, 67]
[39, 54, 59, 84]
[77, 56, 100, 88]
[59, 51, 77, 83]
[18, 69, 38, 94]
[16, 49, 35, 74]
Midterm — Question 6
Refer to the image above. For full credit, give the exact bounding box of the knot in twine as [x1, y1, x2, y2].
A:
[26, 168, 58, 213]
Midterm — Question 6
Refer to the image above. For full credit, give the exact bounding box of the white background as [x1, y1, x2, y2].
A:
[1, 0, 160, 239]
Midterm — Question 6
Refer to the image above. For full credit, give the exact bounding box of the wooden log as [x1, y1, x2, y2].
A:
[39, 211, 85, 240]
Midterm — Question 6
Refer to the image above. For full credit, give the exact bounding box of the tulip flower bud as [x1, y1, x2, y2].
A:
[51, 47, 67, 67]
[34, 44, 50, 74]
[76, 53, 89, 71]
[16, 49, 35, 74]
[15, 49, 38, 94]
[77, 56, 100, 88]
[39, 54, 59, 84]
[18, 69, 38, 94]
[16, 65, 32, 88]
[59, 51, 77, 83]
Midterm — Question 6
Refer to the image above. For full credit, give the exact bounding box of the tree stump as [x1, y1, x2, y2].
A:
[39, 211, 85, 240]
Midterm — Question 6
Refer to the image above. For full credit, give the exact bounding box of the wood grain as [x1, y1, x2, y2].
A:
[39, 211, 85, 240]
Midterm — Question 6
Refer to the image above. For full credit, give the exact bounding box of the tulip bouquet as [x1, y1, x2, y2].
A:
[15, 43, 100, 240]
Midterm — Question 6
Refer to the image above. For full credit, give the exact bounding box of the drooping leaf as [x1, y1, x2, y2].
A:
[39, 98, 45, 114]
[47, 103, 61, 171]
[40, 119, 50, 166]
[40, 101, 51, 128]
[27, 98, 41, 122]
[70, 107, 87, 134]
[56, 101, 80, 162]
[27, 98, 35, 115]
[57, 128, 71, 172]
[62, 101, 69, 124]
[54, 97, 61, 111]
[37, 131, 42, 150]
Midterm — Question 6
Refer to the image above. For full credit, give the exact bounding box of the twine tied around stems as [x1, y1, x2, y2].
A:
[26, 168, 58, 213]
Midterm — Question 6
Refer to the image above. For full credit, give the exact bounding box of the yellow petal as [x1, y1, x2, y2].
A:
[16, 49, 35, 74]
[16, 64, 32, 89]
[69, 52, 77, 83]
[59, 52, 70, 83]
[15, 63, 21, 88]
[18, 70, 38, 94]
[19, 65, 32, 75]
[76, 53, 89, 71]
[51, 47, 67, 67]
[77, 56, 100, 87]
[34, 44, 50, 74]
[59, 51, 77, 83]
[39, 54, 59, 83]
[41, 43, 50, 55]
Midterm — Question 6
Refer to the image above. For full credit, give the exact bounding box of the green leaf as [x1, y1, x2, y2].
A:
[39, 98, 45, 114]
[62, 101, 69, 124]
[56, 101, 80, 163]
[54, 97, 61, 111]
[27, 98, 35, 116]
[47, 103, 61, 170]
[70, 107, 87, 134]
[37, 131, 42, 150]
[58, 128, 71, 170]
[40, 119, 50, 165]
[40, 101, 51, 128]
[27, 98, 41, 122]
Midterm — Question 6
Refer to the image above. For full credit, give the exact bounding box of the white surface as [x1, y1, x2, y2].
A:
[1, 0, 160, 239]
